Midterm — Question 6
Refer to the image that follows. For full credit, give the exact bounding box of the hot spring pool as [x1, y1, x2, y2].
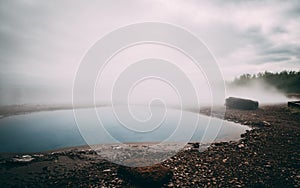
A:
[0, 106, 249, 153]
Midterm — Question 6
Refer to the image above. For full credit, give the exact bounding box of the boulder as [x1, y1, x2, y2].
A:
[288, 101, 300, 109]
[225, 97, 259, 110]
[118, 162, 172, 187]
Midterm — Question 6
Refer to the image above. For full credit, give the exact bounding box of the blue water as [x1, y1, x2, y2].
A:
[0, 107, 249, 153]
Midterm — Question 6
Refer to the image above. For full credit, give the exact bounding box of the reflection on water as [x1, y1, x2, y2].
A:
[0, 107, 249, 153]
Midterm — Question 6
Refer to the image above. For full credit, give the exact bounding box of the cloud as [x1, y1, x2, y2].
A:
[0, 0, 299, 104]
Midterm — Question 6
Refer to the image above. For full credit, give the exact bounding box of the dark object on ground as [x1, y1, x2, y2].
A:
[288, 101, 300, 109]
[225, 97, 259, 110]
[191, 142, 200, 149]
[118, 163, 172, 187]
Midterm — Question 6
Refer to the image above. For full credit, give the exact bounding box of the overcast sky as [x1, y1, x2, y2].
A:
[0, 0, 299, 104]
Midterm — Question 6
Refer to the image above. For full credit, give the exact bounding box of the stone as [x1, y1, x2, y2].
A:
[262, 121, 271, 127]
[12, 155, 34, 163]
[192, 142, 200, 149]
[225, 97, 259, 110]
[118, 163, 172, 187]
[287, 101, 300, 109]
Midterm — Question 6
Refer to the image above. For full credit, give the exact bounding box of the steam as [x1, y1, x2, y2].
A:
[0, 73, 292, 107]
[226, 79, 289, 104]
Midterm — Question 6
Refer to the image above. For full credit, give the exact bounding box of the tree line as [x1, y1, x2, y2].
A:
[230, 71, 300, 93]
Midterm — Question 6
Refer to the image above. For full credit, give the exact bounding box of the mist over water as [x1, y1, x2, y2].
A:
[0, 77, 291, 107]
[0, 84, 72, 106]
[226, 80, 290, 104]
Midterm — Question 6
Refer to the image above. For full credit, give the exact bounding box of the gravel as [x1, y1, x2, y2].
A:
[0, 104, 299, 187]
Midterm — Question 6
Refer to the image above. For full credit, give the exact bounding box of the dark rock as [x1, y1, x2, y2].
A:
[225, 97, 259, 110]
[252, 121, 271, 127]
[192, 142, 200, 149]
[118, 163, 172, 187]
[288, 101, 300, 109]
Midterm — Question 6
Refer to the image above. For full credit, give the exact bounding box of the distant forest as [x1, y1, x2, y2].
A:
[230, 71, 300, 93]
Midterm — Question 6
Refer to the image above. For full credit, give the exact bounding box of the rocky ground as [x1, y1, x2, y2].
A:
[0, 104, 299, 187]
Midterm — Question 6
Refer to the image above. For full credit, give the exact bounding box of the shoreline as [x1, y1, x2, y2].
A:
[0, 102, 292, 119]
[0, 104, 299, 187]
[0, 104, 251, 155]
